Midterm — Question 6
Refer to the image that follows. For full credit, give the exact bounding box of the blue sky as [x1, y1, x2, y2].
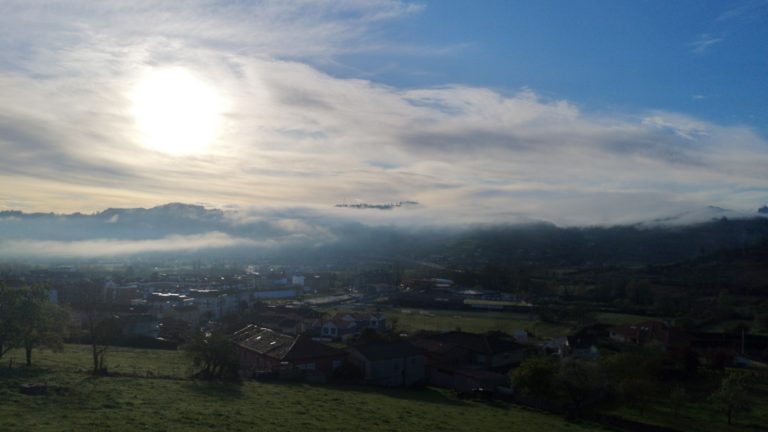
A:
[0, 0, 767, 233]
[329, 0, 767, 132]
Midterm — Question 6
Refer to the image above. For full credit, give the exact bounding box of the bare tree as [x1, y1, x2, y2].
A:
[79, 282, 120, 374]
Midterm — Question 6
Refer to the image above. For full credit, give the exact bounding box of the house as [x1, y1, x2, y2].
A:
[564, 323, 614, 360]
[119, 314, 160, 339]
[512, 329, 534, 344]
[252, 306, 321, 335]
[609, 320, 690, 352]
[103, 281, 141, 305]
[410, 336, 512, 391]
[356, 283, 397, 295]
[410, 337, 472, 368]
[688, 331, 768, 366]
[232, 326, 347, 378]
[255, 314, 305, 335]
[313, 317, 358, 339]
[418, 331, 526, 372]
[540, 336, 569, 357]
[566, 334, 601, 360]
[348, 341, 426, 387]
[311, 311, 387, 340]
[333, 312, 387, 332]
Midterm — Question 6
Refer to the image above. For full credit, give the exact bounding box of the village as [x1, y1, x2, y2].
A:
[5, 264, 765, 403]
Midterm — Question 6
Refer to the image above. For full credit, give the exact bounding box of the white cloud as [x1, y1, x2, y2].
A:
[716, 1, 768, 21]
[0, 1, 766, 227]
[0, 232, 262, 259]
[688, 34, 723, 54]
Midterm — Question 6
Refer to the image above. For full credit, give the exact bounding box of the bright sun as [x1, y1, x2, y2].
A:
[132, 67, 223, 155]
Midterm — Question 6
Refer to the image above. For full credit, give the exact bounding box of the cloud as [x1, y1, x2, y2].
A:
[0, 1, 766, 227]
[688, 34, 723, 54]
[0, 232, 262, 259]
[716, 0, 768, 21]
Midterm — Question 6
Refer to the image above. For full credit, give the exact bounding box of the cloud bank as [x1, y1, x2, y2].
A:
[0, 232, 259, 259]
[0, 1, 766, 227]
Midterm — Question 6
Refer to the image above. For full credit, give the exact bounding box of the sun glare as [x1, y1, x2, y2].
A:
[132, 67, 223, 155]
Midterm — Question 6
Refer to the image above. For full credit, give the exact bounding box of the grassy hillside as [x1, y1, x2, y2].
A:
[0, 345, 601, 432]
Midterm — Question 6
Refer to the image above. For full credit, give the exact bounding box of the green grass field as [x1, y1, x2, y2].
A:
[591, 312, 657, 326]
[0, 345, 602, 432]
[608, 389, 768, 432]
[386, 308, 570, 338]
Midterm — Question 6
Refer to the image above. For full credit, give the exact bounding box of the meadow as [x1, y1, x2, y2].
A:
[0, 345, 602, 432]
[384, 307, 570, 338]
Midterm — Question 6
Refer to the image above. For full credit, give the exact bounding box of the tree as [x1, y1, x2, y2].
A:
[0, 284, 21, 361]
[601, 345, 663, 382]
[512, 356, 559, 399]
[600, 347, 662, 412]
[183, 330, 239, 379]
[85, 312, 121, 374]
[618, 378, 655, 414]
[80, 282, 121, 374]
[557, 359, 605, 409]
[754, 312, 768, 333]
[710, 371, 752, 425]
[624, 279, 653, 306]
[15, 286, 70, 366]
[669, 386, 687, 417]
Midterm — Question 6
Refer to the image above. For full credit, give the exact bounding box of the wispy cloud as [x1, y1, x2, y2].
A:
[688, 34, 723, 54]
[716, 0, 768, 21]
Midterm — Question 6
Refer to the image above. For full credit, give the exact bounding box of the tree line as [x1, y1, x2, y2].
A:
[512, 346, 757, 426]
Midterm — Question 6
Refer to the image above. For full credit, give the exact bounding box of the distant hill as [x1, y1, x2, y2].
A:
[1, 203, 768, 265]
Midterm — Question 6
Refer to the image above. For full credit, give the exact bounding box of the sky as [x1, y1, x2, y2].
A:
[1, 0, 767, 227]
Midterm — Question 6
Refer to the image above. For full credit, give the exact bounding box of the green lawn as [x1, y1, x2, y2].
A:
[592, 312, 657, 326]
[4, 344, 193, 378]
[463, 299, 529, 307]
[605, 371, 768, 432]
[386, 308, 571, 337]
[699, 319, 768, 335]
[608, 394, 768, 432]
[0, 345, 603, 432]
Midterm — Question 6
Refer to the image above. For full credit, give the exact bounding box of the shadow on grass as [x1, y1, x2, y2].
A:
[259, 380, 470, 407]
[0, 366, 48, 381]
[357, 385, 470, 407]
[185, 380, 244, 399]
[475, 399, 512, 410]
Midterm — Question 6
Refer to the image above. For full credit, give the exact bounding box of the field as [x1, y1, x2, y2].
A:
[384, 307, 570, 337]
[591, 312, 658, 326]
[0, 345, 602, 432]
[607, 376, 768, 432]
